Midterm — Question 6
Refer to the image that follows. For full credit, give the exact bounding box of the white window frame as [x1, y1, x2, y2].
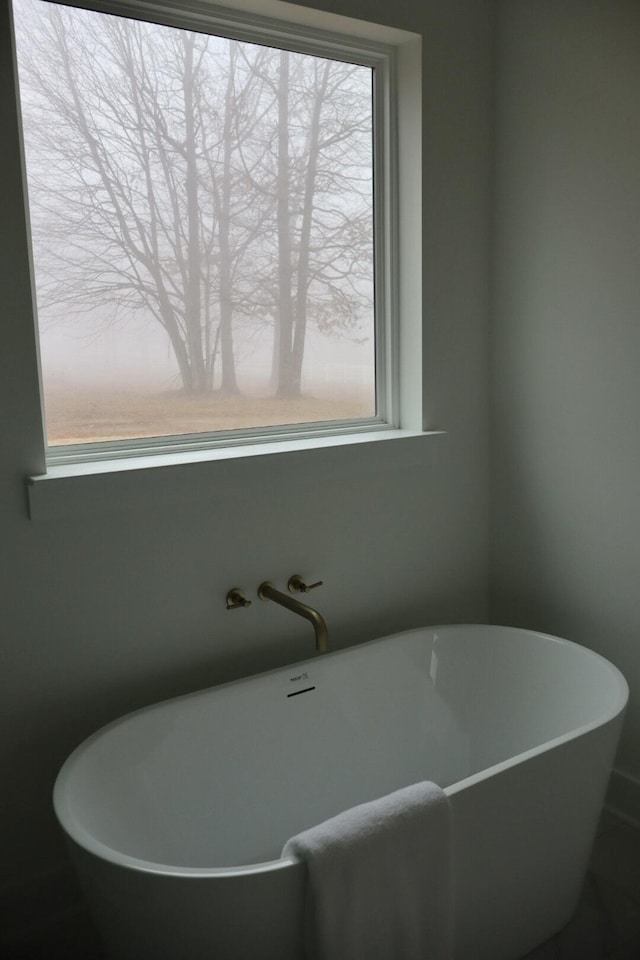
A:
[14, 0, 426, 514]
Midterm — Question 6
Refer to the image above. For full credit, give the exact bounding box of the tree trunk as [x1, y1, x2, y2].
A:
[274, 50, 295, 397]
[290, 62, 330, 396]
[182, 34, 208, 392]
[218, 44, 240, 394]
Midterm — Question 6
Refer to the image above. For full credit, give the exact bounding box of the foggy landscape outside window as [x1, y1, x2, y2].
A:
[13, 0, 376, 449]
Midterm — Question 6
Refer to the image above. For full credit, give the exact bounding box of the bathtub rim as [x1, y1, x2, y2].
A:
[54, 623, 628, 878]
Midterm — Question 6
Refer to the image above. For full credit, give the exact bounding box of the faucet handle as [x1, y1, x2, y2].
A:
[288, 574, 323, 594]
[226, 588, 252, 610]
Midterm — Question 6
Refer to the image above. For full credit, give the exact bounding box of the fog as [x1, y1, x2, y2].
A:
[39, 312, 375, 399]
[15, 0, 377, 411]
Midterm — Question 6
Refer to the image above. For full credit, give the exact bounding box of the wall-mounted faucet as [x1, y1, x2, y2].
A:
[258, 577, 328, 654]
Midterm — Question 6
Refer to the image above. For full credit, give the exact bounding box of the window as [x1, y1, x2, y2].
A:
[12, 0, 404, 466]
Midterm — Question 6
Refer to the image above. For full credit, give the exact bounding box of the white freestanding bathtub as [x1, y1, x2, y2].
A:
[54, 625, 628, 960]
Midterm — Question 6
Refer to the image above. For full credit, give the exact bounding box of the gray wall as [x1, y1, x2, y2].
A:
[0, 0, 492, 927]
[492, 0, 640, 779]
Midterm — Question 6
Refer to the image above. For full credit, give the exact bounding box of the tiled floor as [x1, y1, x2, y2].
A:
[6, 812, 640, 959]
[523, 814, 640, 959]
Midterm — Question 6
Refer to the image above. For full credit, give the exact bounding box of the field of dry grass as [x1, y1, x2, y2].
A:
[44, 386, 374, 445]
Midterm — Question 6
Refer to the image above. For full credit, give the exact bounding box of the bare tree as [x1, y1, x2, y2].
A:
[14, 0, 374, 399]
[243, 48, 374, 397]
[287, 55, 374, 397]
[244, 50, 373, 396]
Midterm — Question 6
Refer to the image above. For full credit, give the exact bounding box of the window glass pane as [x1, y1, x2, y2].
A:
[13, 0, 376, 448]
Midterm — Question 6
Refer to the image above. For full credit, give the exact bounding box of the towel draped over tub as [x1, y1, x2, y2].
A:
[282, 780, 453, 960]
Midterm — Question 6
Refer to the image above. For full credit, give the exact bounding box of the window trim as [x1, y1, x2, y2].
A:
[14, 0, 408, 467]
[12, 0, 425, 513]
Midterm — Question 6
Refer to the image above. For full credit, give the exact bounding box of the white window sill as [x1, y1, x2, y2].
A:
[27, 429, 444, 520]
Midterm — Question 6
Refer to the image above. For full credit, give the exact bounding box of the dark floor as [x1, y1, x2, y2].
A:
[523, 813, 640, 960]
[5, 813, 640, 959]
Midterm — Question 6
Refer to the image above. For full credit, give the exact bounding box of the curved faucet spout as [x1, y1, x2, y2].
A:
[258, 581, 328, 654]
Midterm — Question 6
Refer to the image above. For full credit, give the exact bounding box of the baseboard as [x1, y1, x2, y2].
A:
[605, 767, 640, 829]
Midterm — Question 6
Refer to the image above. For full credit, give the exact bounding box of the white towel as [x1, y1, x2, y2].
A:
[282, 781, 453, 960]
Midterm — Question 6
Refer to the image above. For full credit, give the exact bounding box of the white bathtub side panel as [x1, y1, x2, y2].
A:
[68, 841, 306, 960]
[67, 715, 623, 960]
[449, 713, 625, 960]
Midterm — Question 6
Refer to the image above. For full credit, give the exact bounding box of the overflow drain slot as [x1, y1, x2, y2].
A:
[287, 686, 316, 698]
